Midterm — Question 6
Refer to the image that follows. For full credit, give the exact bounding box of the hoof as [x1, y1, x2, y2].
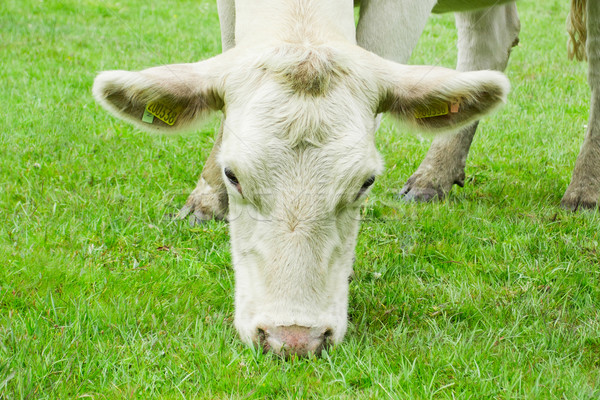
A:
[175, 204, 220, 226]
[397, 185, 442, 202]
[560, 195, 599, 211]
[175, 177, 228, 225]
[397, 168, 464, 203]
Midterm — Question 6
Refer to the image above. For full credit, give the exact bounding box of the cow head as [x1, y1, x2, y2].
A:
[93, 43, 508, 357]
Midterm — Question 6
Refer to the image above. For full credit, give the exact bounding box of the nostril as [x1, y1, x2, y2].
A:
[257, 327, 266, 340]
[321, 328, 333, 352]
[257, 328, 269, 353]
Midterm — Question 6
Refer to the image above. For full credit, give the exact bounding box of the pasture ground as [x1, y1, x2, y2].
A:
[1, 0, 599, 398]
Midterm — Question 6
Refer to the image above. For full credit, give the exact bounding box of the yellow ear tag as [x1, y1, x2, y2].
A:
[145, 102, 180, 126]
[414, 102, 449, 119]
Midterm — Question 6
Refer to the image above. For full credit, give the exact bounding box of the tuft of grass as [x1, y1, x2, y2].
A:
[1, 0, 599, 398]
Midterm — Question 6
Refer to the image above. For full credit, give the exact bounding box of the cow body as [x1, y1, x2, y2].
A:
[94, 0, 508, 356]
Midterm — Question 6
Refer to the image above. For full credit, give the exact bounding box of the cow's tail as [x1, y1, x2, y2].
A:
[567, 0, 587, 61]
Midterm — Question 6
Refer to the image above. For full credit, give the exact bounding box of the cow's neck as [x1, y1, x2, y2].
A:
[234, 0, 356, 47]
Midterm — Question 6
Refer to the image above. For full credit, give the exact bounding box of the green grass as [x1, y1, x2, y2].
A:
[1, 0, 599, 398]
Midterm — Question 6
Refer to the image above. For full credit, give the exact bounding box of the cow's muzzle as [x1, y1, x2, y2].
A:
[257, 325, 333, 358]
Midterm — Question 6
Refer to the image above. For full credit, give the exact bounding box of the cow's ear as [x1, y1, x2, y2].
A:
[377, 63, 509, 133]
[93, 58, 225, 133]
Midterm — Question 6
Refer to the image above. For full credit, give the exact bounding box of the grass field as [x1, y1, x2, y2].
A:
[1, 0, 599, 398]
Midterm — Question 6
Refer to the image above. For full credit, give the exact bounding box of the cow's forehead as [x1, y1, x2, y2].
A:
[222, 44, 378, 123]
[220, 83, 381, 176]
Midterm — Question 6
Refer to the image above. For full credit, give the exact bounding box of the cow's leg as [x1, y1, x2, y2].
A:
[400, 4, 520, 201]
[177, 123, 229, 222]
[561, 0, 600, 210]
[217, 0, 235, 52]
[177, 0, 235, 224]
[356, 0, 437, 64]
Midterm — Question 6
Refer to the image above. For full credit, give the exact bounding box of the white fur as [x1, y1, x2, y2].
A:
[93, 0, 509, 348]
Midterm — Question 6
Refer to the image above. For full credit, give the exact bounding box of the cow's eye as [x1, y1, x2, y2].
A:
[356, 175, 375, 199]
[361, 175, 376, 190]
[224, 168, 242, 193]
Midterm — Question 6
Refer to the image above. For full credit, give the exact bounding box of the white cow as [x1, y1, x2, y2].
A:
[93, 0, 508, 357]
